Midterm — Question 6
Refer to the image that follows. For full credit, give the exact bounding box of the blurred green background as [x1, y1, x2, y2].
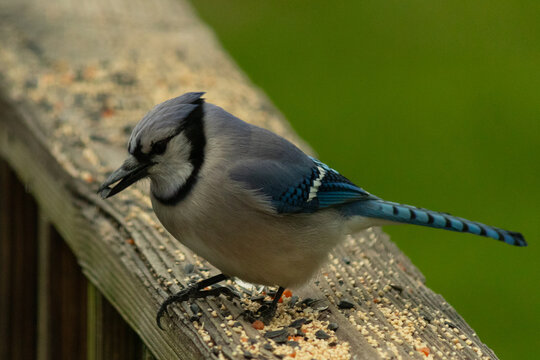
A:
[189, 1, 539, 358]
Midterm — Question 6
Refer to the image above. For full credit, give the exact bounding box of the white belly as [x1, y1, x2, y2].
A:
[151, 181, 346, 287]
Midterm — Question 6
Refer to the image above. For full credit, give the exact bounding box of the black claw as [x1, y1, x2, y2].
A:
[156, 287, 237, 329]
[250, 286, 285, 325]
[157, 287, 198, 329]
[241, 310, 258, 323]
[241, 304, 275, 324]
[259, 305, 278, 325]
[156, 273, 230, 330]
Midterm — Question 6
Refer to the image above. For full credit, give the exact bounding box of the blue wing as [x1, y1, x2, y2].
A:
[230, 156, 377, 214]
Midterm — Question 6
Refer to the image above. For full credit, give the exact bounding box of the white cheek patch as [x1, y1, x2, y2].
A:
[175, 163, 194, 183]
[149, 133, 195, 198]
[167, 133, 191, 162]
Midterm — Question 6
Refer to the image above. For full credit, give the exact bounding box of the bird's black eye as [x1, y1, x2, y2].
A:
[151, 138, 170, 155]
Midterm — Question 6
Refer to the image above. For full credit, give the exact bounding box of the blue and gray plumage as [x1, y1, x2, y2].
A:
[98, 92, 526, 326]
[234, 152, 526, 247]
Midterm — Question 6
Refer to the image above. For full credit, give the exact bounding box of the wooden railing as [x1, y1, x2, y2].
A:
[0, 0, 498, 359]
[1, 160, 153, 359]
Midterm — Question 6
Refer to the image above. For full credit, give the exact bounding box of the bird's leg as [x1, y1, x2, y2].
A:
[256, 286, 285, 325]
[157, 273, 235, 329]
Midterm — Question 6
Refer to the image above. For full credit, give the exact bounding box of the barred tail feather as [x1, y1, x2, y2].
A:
[352, 199, 527, 247]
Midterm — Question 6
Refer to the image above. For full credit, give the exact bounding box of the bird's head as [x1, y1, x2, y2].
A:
[98, 92, 206, 202]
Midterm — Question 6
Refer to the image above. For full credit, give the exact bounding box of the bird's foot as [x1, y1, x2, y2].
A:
[241, 304, 277, 325]
[242, 287, 285, 325]
[157, 282, 236, 329]
[256, 303, 278, 325]
[241, 303, 278, 324]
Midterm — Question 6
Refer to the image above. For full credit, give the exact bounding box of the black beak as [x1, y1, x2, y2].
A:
[97, 156, 153, 199]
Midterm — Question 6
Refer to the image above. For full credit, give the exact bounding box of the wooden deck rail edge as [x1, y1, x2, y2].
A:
[0, 0, 498, 359]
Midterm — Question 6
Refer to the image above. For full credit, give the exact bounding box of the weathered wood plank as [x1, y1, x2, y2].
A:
[36, 212, 52, 360]
[0, 0, 498, 359]
[46, 225, 88, 360]
[87, 282, 152, 360]
[0, 161, 38, 360]
[0, 159, 13, 359]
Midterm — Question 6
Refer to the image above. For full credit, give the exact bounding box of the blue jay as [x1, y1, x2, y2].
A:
[98, 92, 526, 327]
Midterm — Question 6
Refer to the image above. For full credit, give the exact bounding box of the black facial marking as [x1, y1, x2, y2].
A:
[129, 138, 154, 165]
[150, 136, 173, 156]
[153, 98, 206, 206]
[132, 139, 144, 159]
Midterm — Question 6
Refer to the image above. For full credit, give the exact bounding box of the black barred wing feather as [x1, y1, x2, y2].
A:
[230, 157, 376, 214]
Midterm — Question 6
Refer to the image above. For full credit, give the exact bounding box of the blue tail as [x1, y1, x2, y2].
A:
[349, 199, 527, 247]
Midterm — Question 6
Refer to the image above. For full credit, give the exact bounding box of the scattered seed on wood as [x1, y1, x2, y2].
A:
[315, 330, 331, 340]
[24, 78, 38, 89]
[111, 71, 137, 86]
[251, 295, 265, 303]
[445, 321, 457, 329]
[328, 322, 339, 331]
[338, 299, 355, 309]
[300, 298, 316, 307]
[89, 134, 108, 143]
[288, 340, 300, 348]
[289, 318, 307, 329]
[123, 125, 133, 135]
[418, 347, 430, 356]
[273, 334, 289, 344]
[184, 263, 195, 273]
[264, 328, 288, 339]
[288, 295, 299, 308]
[251, 320, 264, 330]
[190, 303, 200, 315]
